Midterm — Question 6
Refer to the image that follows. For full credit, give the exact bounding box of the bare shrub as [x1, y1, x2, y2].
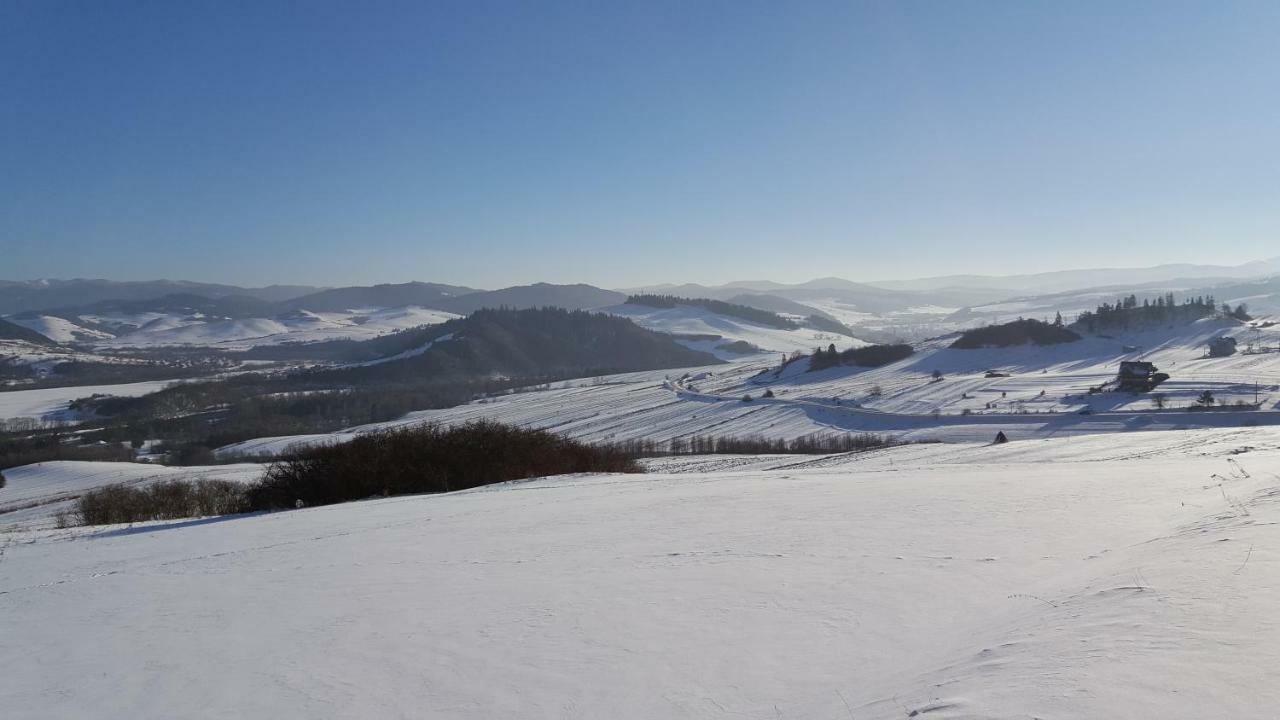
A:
[610, 432, 899, 457]
[77, 479, 248, 526]
[246, 421, 640, 511]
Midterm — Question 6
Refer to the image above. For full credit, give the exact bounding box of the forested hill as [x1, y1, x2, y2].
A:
[625, 294, 799, 329]
[320, 307, 722, 382]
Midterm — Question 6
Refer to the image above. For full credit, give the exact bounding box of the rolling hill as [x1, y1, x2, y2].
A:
[0, 279, 321, 315]
[278, 282, 479, 313]
[0, 317, 56, 346]
[322, 307, 721, 382]
[437, 283, 625, 314]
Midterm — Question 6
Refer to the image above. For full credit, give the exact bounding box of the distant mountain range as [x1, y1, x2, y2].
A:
[0, 279, 322, 315]
[626, 280, 1010, 316]
[863, 257, 1280, 293]
[2, 280, 624, 319]
[5, 258, 1280, 349]
[274, 282, 479, 313]
[2, 283, 631, 349]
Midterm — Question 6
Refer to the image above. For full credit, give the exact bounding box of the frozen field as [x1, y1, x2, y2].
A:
[4, 428, 1280, 717]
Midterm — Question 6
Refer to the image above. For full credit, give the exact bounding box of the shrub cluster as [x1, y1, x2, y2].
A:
[611, 432, 898, 456]
[64, 424, 901, 527]
[76, 479, 247, 525]
[245, 421, 640, 510]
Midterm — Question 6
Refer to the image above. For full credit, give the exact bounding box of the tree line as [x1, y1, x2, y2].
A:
[1074, 293, 1244, 332]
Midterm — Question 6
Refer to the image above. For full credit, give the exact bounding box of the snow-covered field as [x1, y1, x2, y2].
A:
[0, 461, 263, 530]
[4, 429, 1280, 717]
[0, 379, 178, 423]
[218, 317, 1280, 457]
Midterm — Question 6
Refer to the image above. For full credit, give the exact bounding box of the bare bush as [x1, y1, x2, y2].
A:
[610, 432, 899, 457]
[246, 421, 640, 511]
[77, 479, 248, 526]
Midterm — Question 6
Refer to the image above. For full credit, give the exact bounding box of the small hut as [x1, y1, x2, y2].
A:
[1207, 336, 1238, 358]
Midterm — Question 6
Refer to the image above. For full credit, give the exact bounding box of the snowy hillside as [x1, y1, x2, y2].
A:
[0, 379, 181, 423]
[218, 316, 1280, 457]
[0, 339, 137, 376]
[59, 306, 461, 349]
[5, 314, 113, 343]
[601, 302, 864, 358]
[0, 460, 263, 530]
[6, 430, 1280, 717]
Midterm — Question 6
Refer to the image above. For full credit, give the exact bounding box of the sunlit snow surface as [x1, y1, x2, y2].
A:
[218, 316, 1280, 457]
[4, 430, 1280, 717]
[0, 461, 263, 530]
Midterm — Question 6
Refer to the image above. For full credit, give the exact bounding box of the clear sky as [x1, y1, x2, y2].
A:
[4, 1, 1280, 289]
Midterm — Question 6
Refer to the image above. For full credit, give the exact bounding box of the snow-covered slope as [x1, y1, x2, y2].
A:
[4, 314, 113, 343]
[6, 305, 461, 350]
[5, 430, 1280, 717]
[600, 302, 863, 358]
[0, 379, 179, 423]
[0, 340, 139, 378]
[95, 306, 461, 349]
[217, 317, 1280, 457]
[0, 461, 263, 530]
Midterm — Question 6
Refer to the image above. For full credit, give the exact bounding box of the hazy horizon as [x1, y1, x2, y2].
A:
[4, 253, 1280, 293]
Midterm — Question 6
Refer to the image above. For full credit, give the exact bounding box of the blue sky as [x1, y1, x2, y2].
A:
[4, 1, 1280, 289]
